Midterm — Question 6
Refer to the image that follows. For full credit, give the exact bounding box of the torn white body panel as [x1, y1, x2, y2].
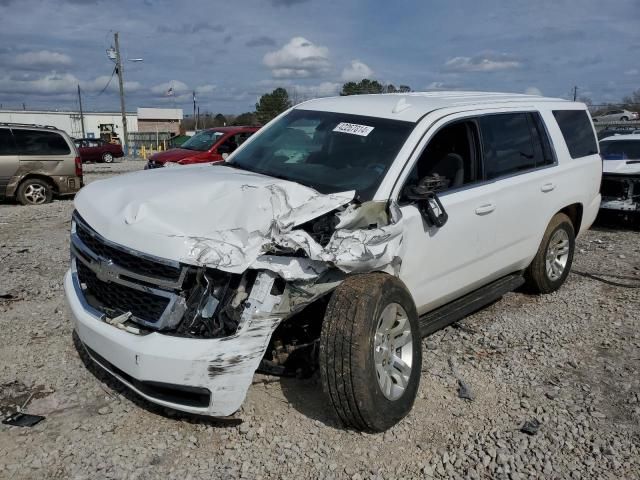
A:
[74, 163, 406, 277]
[74, 164, 355, 274]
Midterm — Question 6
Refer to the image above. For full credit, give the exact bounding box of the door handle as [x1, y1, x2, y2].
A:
[541, 183, 556, 193]
[475, 203, 496, 215]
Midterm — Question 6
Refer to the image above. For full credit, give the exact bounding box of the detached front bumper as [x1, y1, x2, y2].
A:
[64, 269, 281, 416]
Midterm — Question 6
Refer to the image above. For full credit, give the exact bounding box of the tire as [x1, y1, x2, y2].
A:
[592, 119, 598, 122]
[16, 178, 53, 206]
[524, 213, 575, 294]
[320, 273, 422, 432]
[620, 116, 629, 122]
[102, 152, 114, 163]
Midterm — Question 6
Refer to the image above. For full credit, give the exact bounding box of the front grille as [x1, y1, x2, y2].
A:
[77, 261, 170, 323]
[75, 219, 182, 281]
[601, 176, 630, 199]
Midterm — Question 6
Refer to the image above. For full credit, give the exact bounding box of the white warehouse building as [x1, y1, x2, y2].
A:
[0, 107, 182, 141]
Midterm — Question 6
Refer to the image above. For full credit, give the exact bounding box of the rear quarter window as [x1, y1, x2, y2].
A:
[13, 129, 71, 155]
[0, 128, 17, 155]
[552, 110, 598, 159]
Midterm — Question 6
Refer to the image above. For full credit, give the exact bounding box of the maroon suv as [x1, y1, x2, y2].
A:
[74, 138, 124, 163]
[145, 126, 259, 169]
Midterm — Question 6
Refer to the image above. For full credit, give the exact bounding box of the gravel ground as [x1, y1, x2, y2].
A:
[1, 160, 639, 479]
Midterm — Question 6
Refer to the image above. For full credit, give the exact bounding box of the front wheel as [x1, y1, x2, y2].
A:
[620, 116, 629, 122]
[102, 152, 114, 163]
[320, 273, 421, 432]
[524, 213, 575, 294]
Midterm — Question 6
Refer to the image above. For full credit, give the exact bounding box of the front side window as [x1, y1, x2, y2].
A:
[0, 129, 17, 155]
[181, 130, 225, 151]
[600, 140, 640, 160]
[553, 110, 598, 159]
[478, 113, 540, 179]
[229, 109, 414, 200]
[403, 120, 480, 193]
[13, 129, 70, 155]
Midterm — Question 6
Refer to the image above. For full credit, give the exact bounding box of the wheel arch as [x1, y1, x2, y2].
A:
[13, 173, 58, 197]
[558, 202, 583, 235]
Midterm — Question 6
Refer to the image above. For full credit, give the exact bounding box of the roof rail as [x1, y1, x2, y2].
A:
[0, 122, 59, 130]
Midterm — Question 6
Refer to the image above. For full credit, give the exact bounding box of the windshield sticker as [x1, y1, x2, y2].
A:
[333, 122, 375, 137]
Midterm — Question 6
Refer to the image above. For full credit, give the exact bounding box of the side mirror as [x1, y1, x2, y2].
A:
[403, 174, 449, 228]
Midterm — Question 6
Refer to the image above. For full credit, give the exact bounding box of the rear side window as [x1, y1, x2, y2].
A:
[552, 110, 598, 159]
[13, 129, 71, 155]
[478, 113, 545, 180]
[0, 128, 17, 155]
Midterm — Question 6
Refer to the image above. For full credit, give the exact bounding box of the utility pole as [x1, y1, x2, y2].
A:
[193, 90, 197, 131]
[77, 84, 86, 138]
[573, 85, 578, 102]
[197, 106, 200, 130]
[114, 32, 129, 155]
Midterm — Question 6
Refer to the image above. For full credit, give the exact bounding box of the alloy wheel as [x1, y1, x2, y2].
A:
[373, 303, 414, 401]
[545, 229, 570, 281]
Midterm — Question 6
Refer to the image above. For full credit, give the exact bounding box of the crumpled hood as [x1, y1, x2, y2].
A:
[75, 164, 354, 273]
[603, 159, 640, 175]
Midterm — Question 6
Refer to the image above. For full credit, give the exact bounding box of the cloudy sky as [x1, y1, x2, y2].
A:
[0, 0, 638, 114]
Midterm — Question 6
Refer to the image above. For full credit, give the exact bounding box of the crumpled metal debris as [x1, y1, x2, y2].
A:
[74, 165, 406, 282]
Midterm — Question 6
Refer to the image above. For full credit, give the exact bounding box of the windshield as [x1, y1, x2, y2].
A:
[181, 130, 225, 151]
[229, 109, 414, 200]
[600, 140, 640, 160]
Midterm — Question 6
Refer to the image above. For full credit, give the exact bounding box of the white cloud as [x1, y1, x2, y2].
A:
[624, 68, 638, 76]
[0, 72, 78, 94]
[524, 86, 542, 96]
[425, 81, 462, 90]
[290, 81, 341, 100]
[341, 60, 373, 82]
[444, 53, 521, 72]
[150, 80, 189, 95]
[263, 37, 330, 78]
[82, 75, 141, 93]
[14, 50, 73, 70]
[196, 84, 216, 94]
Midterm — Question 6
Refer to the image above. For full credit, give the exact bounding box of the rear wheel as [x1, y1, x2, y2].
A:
[320, 273, 421, 432]
[102, 152, 114, 163]
[16, 178, 53, 205]
[524, 213, 575, 294]
[620, 116, 629, 121]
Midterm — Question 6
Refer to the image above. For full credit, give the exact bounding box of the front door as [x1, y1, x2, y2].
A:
[395, 119, 500, 314]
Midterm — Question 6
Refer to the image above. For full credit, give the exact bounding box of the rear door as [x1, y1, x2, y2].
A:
[13, 128, 73, 172]
[0, 128, 18, 197]
[477, 112, 559, 274]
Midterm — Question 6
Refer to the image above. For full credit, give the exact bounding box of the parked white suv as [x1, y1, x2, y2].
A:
[64, 92, 601, 432]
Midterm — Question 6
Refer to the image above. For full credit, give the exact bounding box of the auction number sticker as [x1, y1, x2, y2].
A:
[333, 122, 374, 136]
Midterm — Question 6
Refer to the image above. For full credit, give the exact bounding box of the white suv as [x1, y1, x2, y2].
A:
[64, 92, 601, 432]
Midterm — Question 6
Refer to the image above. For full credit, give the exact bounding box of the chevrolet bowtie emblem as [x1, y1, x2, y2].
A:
[94, 257, 118, 283]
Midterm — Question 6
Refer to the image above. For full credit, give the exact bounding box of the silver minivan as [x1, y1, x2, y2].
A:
[0, 123, 83, 205]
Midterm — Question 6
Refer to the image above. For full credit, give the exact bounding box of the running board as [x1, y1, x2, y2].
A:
[419, 273, 525, 337]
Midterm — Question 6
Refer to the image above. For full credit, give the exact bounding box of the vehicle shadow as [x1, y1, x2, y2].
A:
[71, 331, 242, 428]
[276, 373, 343, 429]
[592, 211, 639, 232]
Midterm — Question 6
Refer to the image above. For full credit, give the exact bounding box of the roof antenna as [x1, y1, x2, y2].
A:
[392, 97, 412, 114]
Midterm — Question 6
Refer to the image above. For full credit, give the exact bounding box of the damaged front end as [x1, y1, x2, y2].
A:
[600, 173, 640, 214]
[66, 190, 405, 416]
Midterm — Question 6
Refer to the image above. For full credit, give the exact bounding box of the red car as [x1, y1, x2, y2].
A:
[74, 138, 124, 163]
[145, 126, 260, 169]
